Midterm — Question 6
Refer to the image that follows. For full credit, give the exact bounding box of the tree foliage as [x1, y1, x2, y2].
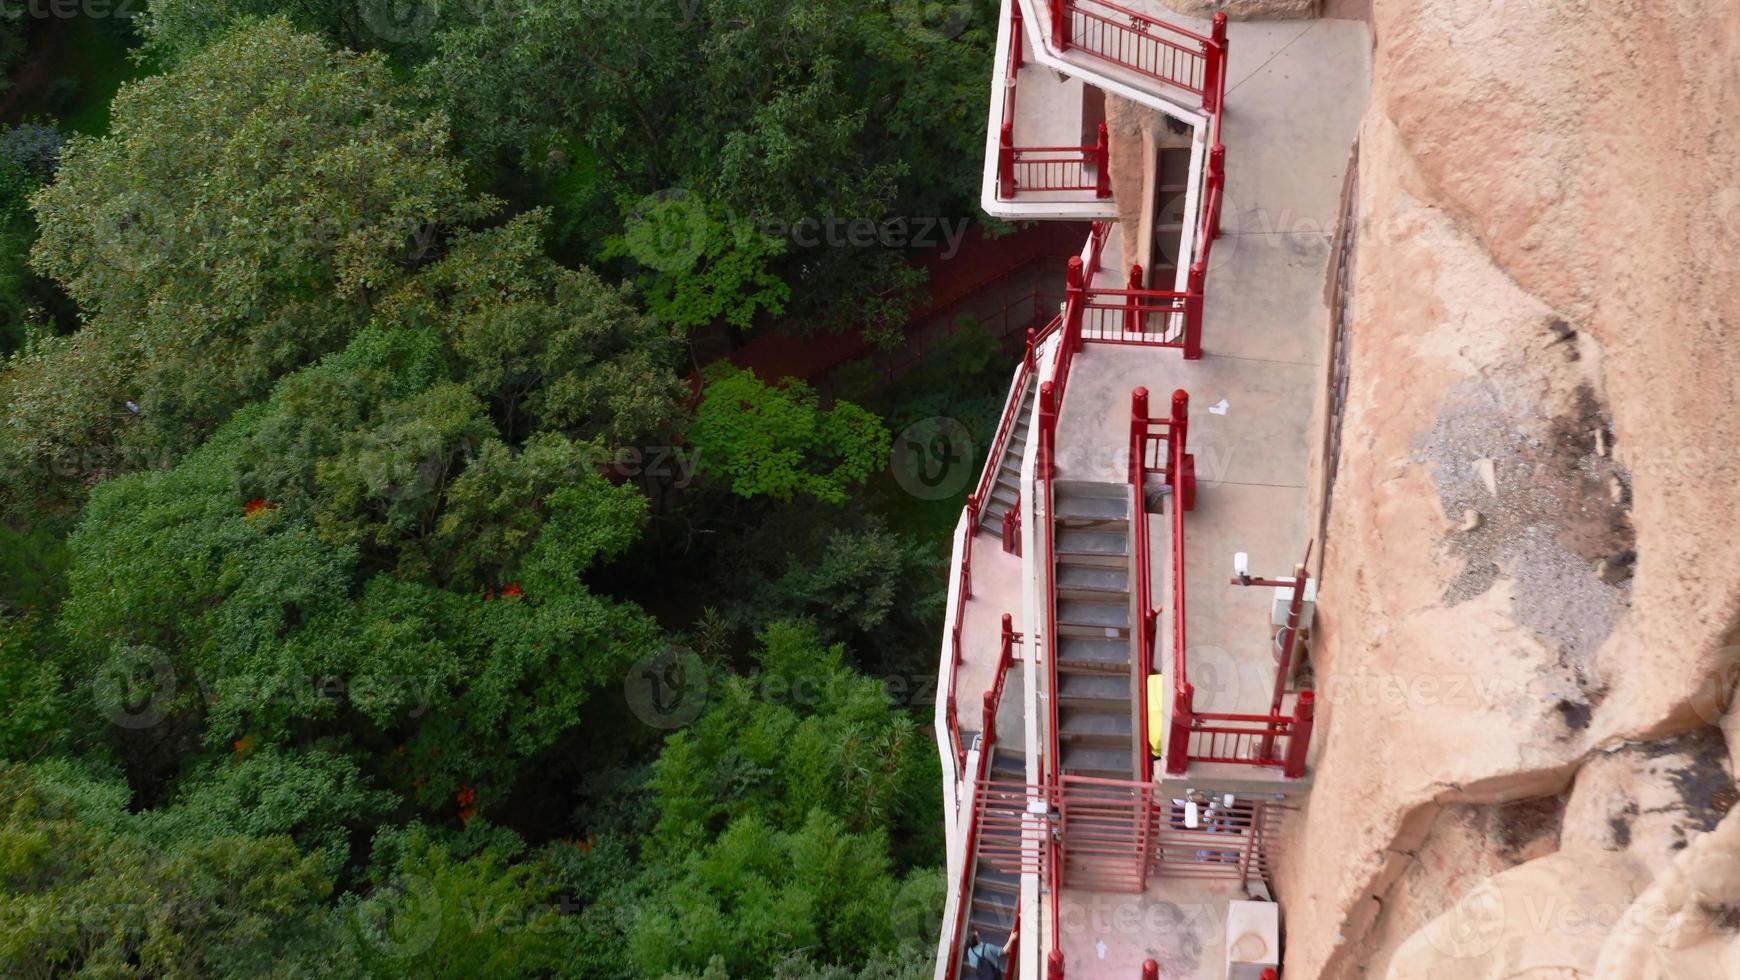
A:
[5, 19, 491, 510]
[0, 10, 968, 978]
[690, 365, 888, 503]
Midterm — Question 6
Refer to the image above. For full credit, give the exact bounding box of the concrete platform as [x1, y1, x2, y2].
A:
[1059, 877, 1257, 980]
[984, 0, 1122, 218]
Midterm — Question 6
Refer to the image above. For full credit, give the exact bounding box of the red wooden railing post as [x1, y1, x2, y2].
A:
[1124, 263, 1143, 336]
[1065, 256, 1086, 356]
[1038, 381, 1058, 479]
[1048, 948, 1066, 980]
[1024, 327, 1036, 375]
[1011, 1, 1025, 69]
[1142, 960, 1160, 980]
[1271, 561, 1309, 717]
[1202, 12, 1228, 113]
[1129, 387, 1148, 485]
[1050, 0, 1069, 52]
[1183, 262, 1205, 359]
[1093, 121, 1111, 199]
[999, 123, 1016, 199]
[1172, 386, 1195, 512]
[1169, 388, 1189, 485]
[1208, 143, 1226, 240]
[1165, 681, 1193, 775]
[1283, 690, 1315, 779]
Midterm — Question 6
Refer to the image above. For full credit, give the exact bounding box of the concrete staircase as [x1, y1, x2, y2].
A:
[958, 746, 1026, 972]
[978, 377, 1038, 532]
[1051, 481, 1139, 781]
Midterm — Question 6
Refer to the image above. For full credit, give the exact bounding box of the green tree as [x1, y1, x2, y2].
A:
[648, 621, 940, 859]
[419, 0, 993, 337]
[342, 824, 568, 978]
[5, 19, 491, 510]
[629, 809, 903, 977]
[689, 366, 888, 504]
[55, 316, 666, 807]
[0, 761, 338, 978]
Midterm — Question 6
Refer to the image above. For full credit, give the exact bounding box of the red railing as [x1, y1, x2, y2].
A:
[970, 327, 1042, 536]
[944, 617, 1027, 980]
[999, 2, 1111, 201]
[1002, 492, 1022, 555]
[1048, 222, 1109, 411]
[1002, 128, 1111, 198]
[1128, 387, 1191, 778]
[1078, 261, 1199, 354]
[946, 512, 973, 775]
[1149, 796, 1288, 882]
[1128, 390, 1316, 779]
[1049, 1, 1227, 114]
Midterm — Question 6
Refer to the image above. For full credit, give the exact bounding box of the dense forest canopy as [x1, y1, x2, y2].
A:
[0, 1, 1016, 976]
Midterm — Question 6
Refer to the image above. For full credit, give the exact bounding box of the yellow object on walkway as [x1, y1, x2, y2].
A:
[1147, 673, 1166, 757]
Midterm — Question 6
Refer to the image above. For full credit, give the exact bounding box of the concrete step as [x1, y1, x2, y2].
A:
[1056, 599, 1130, 638]
[1060, 707, 1132, 747]
[1056, 564, 1127, 600]
[971, 890, 1018, 923]
[1054, 492, 1128, 524]
[990, 747, 1026, 779]
[1058, 636, 1131, 673]
[1054, 479, 1123, 500]
[975, 863, 1020, 895]
[1054, 529, 1126, 567]
[1057, 672, 1131, 707]
[1061, 742, 1135, 779]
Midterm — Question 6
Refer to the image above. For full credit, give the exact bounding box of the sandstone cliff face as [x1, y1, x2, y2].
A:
[1280, 0, 1740, 976]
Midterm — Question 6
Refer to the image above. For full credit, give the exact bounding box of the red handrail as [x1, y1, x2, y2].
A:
[943, 617, 1025, 980]
[999, 2, 1110, 201]
[1050, 0, 1224, 108]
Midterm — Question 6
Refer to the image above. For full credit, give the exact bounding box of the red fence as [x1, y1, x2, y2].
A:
[1149, 796, 1288, 882]
[943, 618, 1028, 980]
[1048, 0, 1227, 114]
[1129, 387, 1192, 777]
[999, 2, 1112, 201]
[1002, 126, 1111, 198]
[1126, 391, 1316, 780]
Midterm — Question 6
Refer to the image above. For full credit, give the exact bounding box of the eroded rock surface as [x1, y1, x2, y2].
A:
[1277, 0, 1740, 976]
